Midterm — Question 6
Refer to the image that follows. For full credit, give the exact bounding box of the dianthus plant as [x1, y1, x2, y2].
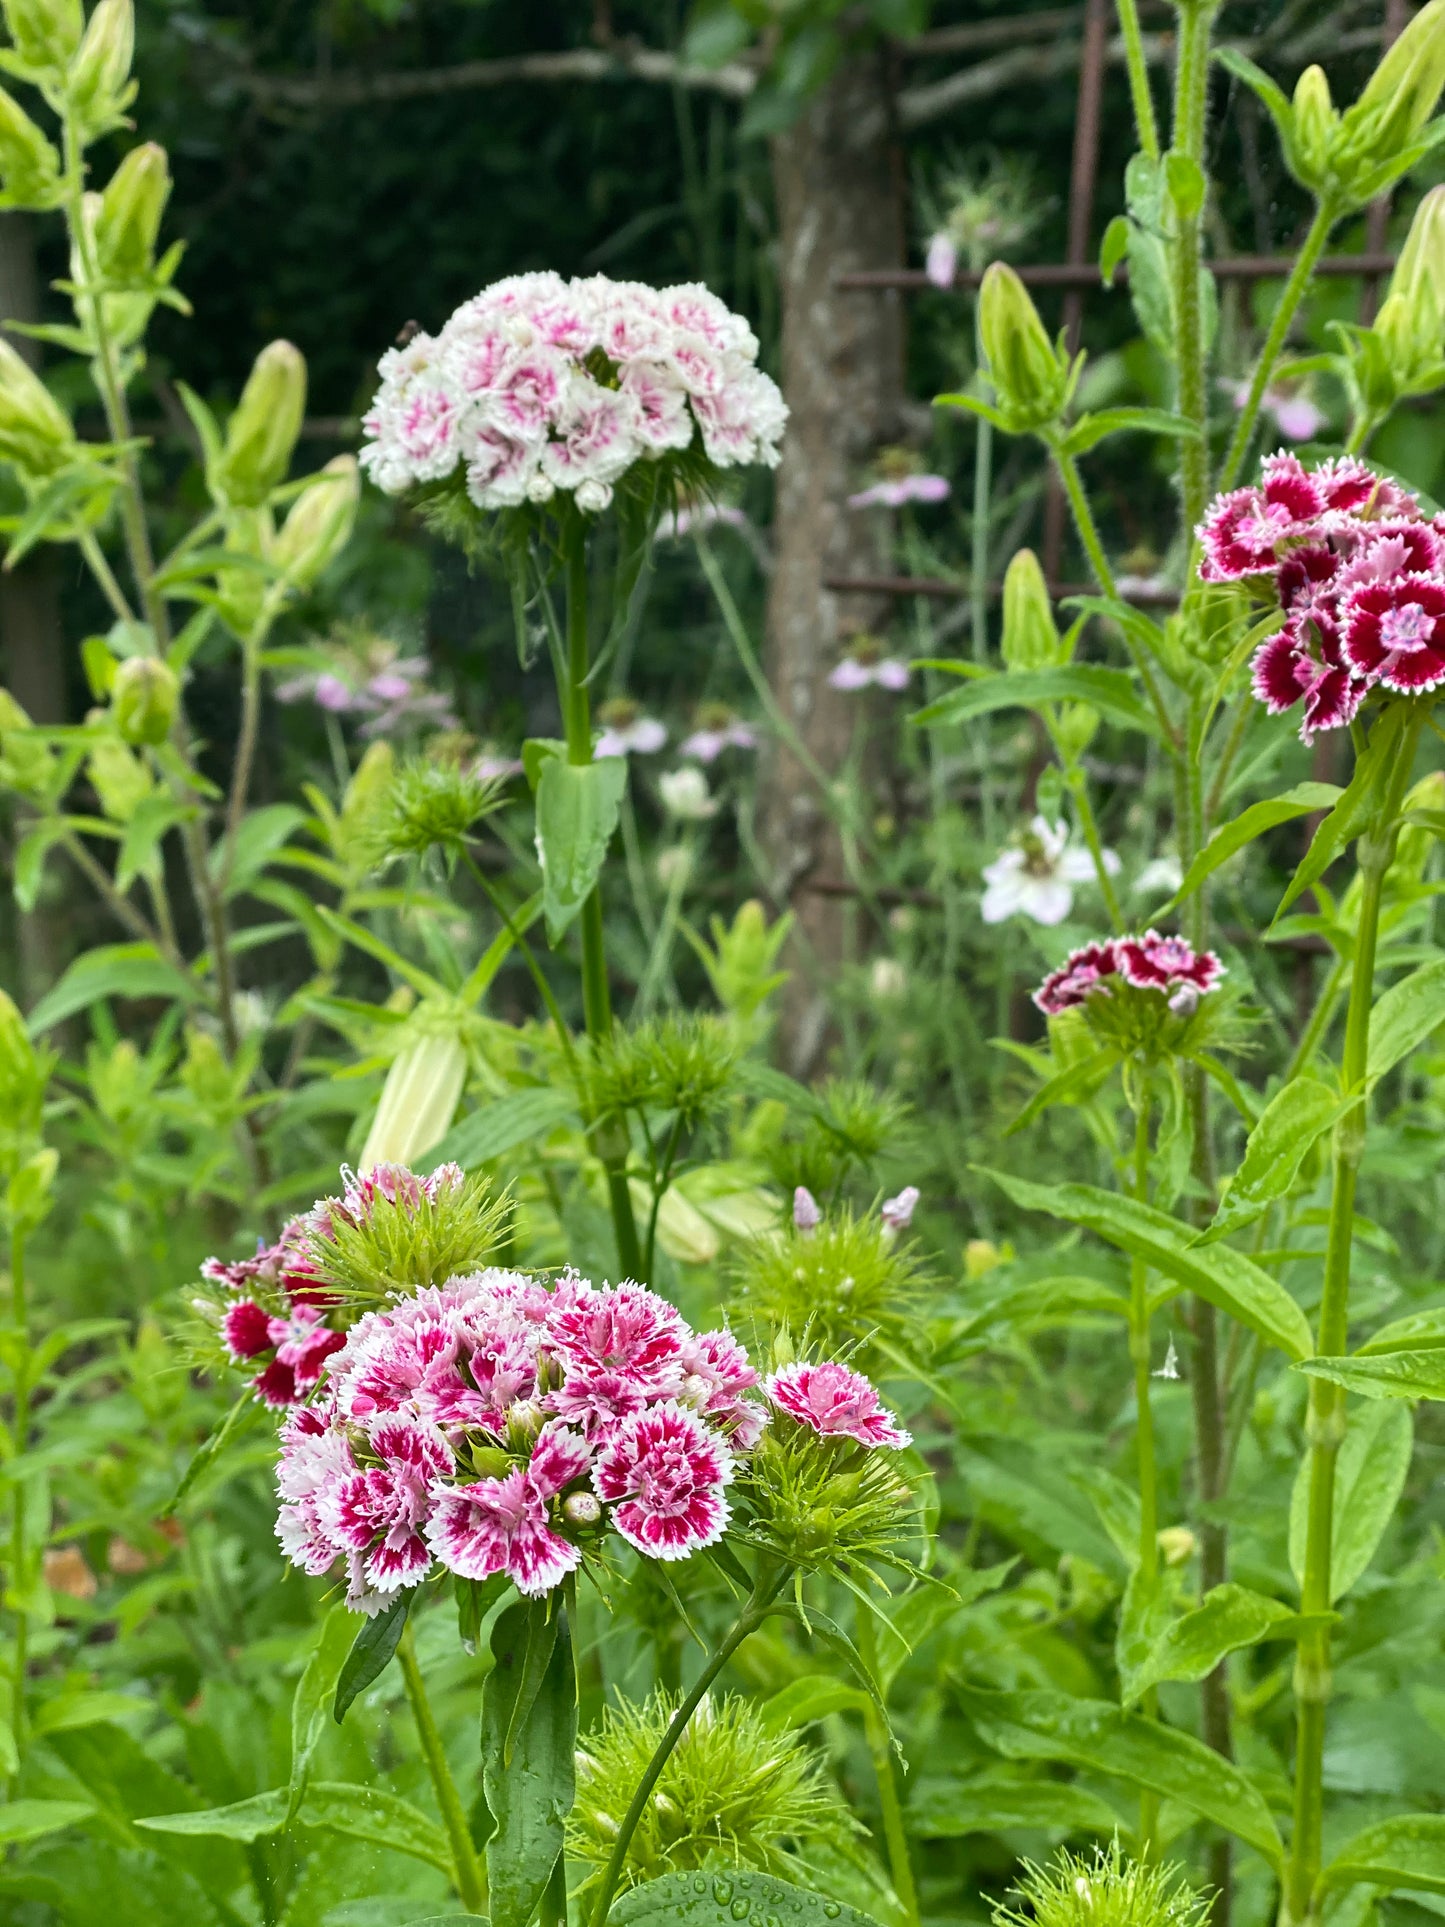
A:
[195, 1161, 922, 1927]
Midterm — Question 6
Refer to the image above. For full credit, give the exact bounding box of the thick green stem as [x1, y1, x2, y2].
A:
[398, 1623, 488, 1916]
[856, 1608, 920, 1927]
[588, 1565, 786, 1927]
[7, 1221, 28, 1778]
[1220, 201, 1337, 492]
[1169, 0, 1217, 537]
[562, 540, 644, 1283]
[1065, 763, 1123, 929]
[1114, 0, 1161, 160]
[970, 413, 992, 667]
[1127, 1091, 1159, 1851]
[1284, 716, 1420, 1927]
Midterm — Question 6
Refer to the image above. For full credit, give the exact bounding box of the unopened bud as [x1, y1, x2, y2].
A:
[1001, 547, 1062, 671]
[213, 339, 307, 508]
[0, 84, 59, 207]
[68, 0, 135, 141]
[111, 653, 178, 746]
[0, 335, 73, 476]
[1377, 185, 1445, 391]
[964, 1238, 1002, 1280]
[792, 1186, 820, 1233]
[506, 1399, 545, 1444]
[87, 732, 151, 821]
[1341, 0, 1445, 191]
[359, 1025, 466, 1173]
[1290, 66, 1338, 189]
[96, 141, 169, 284]
[562, 1491, 601, 1527]
[1, 0, 82, 72]
[978, 262, 1070, 430]
[1157, 1525, 1196, 1567]
[880, 1185, 919, 1234]
[273, 454, 358, 588]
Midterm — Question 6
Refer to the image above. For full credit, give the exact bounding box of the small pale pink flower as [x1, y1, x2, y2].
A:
[925, 232, 958, 289]
[678, 1328, 766, 1450]
[793, 1187, 821, 1232]
[767, 1360, 911, 1449]
[425, 1421, 591, 1596]
[881, 1187, 920, 1233]
[1033, 940, 1120, 1016]
[320, 1418, 451, 1594]
[593, 1401, 734, 1560]
[1115, 930, 1225, 997]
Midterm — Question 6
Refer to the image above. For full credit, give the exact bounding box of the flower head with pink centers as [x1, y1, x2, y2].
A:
[360, 273, 785, 515]
[679, 1328, 767, 1450]
[1197, 453, 1325, 581]
[848, 475, 951, 510]
[766, 1360, 911, 1450]
[1033, 940, 1123, 1016]
[593, 1401, 734, 1559]
[320, 1419, 452, 1595]
[1342, 574, 1445, 694]
[1033, 933, 1222, 1018]
[829, 654, 911, 693]
[425, 1421, 592, 1597]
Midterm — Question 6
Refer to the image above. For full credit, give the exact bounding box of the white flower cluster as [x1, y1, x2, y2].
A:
[360, 272, 788, 514]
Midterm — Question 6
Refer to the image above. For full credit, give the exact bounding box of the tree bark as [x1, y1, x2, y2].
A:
[762, 51, 906, 1076]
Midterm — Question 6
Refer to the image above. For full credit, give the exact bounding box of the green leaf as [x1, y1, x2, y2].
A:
[1164, 151, 1206, 218]
[932, 390, 1013, 433]
[610, 1869, 882, 1927]
[907, 1775, 1122, 1840]
[1359, 1308, 1445, 1355]
[116, 794, 195, 894]
[26, 942, 200, 1033]
[1321, 1814, 1445, 1895]
[1298, 1351, 1445, 1400]
[757, 1674, 871, 1734]
[138, 1781, 452, 1870]
[30, 1691, 148, 1736]
[1170, 783, 1341, 911]
[289, 1605, 356, 1816]
[482, 1600, 576, 1927]
[535, 753, 628, 944]
[1123, 1584, 1321, 1706]
[958, 1685, 1282, 1863]
[0, 1798, 94, 1845]
[162, 1390, 256, 1516]
[1367, 958, 1445, 1084]
[1289, 1400, 1411, 1601]
[430, 1087, 577, 1171]
[11, 819, 69, 912]
[1099, 215, 1131, 286]
[1202, 1076, 1349, 1242]
[1115, 1566, 1172, 1705]
[334, 1589, 412, 1725]
[1059, 408, 1200, 457]
[1003, 1048, 1118, 1136]
[979, 1168, 1314, 1360]
[209, 803, 306, 901]
[912, 665, 1157, 737]
[1276, 709, 1407, 921]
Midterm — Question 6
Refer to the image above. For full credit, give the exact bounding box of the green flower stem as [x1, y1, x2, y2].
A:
[1115, 0, 1161, 160]
[970, 411, 992, 668]
[563, 540, 643, 1284]
[76, 526, 137, 626]
[1169, 0, 1217, 538]
[587, 1562, 788, 1927]
[7, 1220, 27, 1782]
[1284, 712, 1422, 1927]
[459, 850, 580, 1086]
[397, 1621, 488, 1917]
[1220, 200, 1337, 493]
[1064, 763, 1123, 930]
[1127, 1089, 1160, 1852]
[855, 1607, 920, 1927]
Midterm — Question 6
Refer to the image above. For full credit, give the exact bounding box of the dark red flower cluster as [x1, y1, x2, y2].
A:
[1196, 452, 1445, 740]
[1033, 931, 1224, 1017]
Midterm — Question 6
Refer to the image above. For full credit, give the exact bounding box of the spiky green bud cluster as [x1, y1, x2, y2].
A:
[732, 1210, 927, 1363]
[364, 755, 501, 866]
[993, 1842, 1209, 1927]
[589, 1013, 739, 1129]
[304, 1166, 508, 1302]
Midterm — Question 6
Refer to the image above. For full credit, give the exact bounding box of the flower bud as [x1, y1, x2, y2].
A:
[1376, 185, 1445, 392]
[562, 1491, 601, 1528]
[1157, 1525, 1196, 1567]
[1290, 66, 1338, 188]
[1, 0, 82, 72]
[68, 0, 134, 142]
[793, 1186, 820, 1233]
[213, 339, 307, 508]
[964, 1238, 1003, 1279]
[0, 84, 59, 207]
[273, 454, 358, 588]
[96, 141, 169, 284]
[979, 262, 1070, 430]
[111, 654, 178, 746]
[1340, 0, 1445, 187]
[359, 1025, 466, 1173]
[0, 335, 73, 477]
[1001, 547, 1062, 671]
[87, 731, 151, 821]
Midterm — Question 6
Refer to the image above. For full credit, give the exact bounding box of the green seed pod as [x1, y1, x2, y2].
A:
[978, 261, 1070, 430]
[0, 335, 74, 477]
[1338, 0, 1445, 193]
[96, 141, 170, 284]
[273, 453, 358, 588]
[87, 731, 152, 821]
[111, 654, 178, 746]
[213, 339, 306, 508]
[0, 84, 59, 207]
[1, 0, 82, 72]
[359, 1024, 467, 1173]
[1290, 65, 1338, 189]
[1000, 546, 1062, 671]
[1376, 185, 1445, 392]
[68, 0, 134, 142]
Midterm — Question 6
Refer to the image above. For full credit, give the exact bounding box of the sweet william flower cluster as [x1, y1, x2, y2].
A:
[1034, 931, 1224, 1017]
[1197, 451, 1445, 739]
[359, 272, 787, 514]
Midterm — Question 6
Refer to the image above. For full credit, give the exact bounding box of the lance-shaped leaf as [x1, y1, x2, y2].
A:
[333, 1589, 412, 1724]
[1289, 1400, 1412, 1600]
[912, 665, 1158, 736]
[1057, 408, 1200, 457]
[957, 1685, 1283, 1863]
[1201, 1076, 1349, 1242]
[430, 1087, 577, 1171]
[1169, 782, 1342, 911]
[138, 1781, 451, 1870]
[1275, 707, 1408, 922]
[1359, 1308, 1445, 1355]
[289, 1606, 356, 1817]
[1298, 1351, 1445, 1400]
[1367, 957, 1445, 1084]
[482, 1599, 576, 1927]
[535, 752, 628, 945]
[980, 1168, 1314, 1360]
[907, 1775, 1124, 1841]
[1123, 1584, 1328, 1706]
[610, 1869, 883, 1927]
[1321, 1814, 1445, 1895]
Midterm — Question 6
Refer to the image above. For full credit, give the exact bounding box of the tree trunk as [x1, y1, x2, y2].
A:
[762, 51, 906, 1077]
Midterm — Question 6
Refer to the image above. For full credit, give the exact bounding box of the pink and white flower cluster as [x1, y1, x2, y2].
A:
[360, 273, 787, 515]
[1034, 931, 1224, 1018]
[1197, 452, 1445, 740]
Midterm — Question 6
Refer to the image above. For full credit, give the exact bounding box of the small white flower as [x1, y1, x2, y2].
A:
[869, 956, 906, 1000]
[1153, 1336, 1181, 1380]
[655, 845, 692, 888]
[980, 816, 1119, 927]
[659, 766, 718, 820]
[1133, 854, 1183, 897]
[596, 715, 667, 758]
